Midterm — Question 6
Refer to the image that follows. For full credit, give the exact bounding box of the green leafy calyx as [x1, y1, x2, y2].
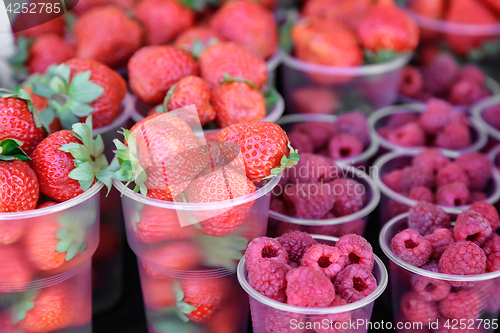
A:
[0, 139, 30, 162]
[0, 87, 46, 131]
[8, 36, 32, 82]
[263, 141, 300, 180]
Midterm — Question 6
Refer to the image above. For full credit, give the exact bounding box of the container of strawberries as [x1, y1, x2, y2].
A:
[472, 95, 500, 149]
[380, 202, 500, 332]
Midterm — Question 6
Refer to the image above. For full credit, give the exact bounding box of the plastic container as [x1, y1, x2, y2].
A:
[472, 95, 500, 151]
[281, 51, 412, 114]
[380, 213, 500, 332]
[238, 234, 388, 333]
[368, 103, 488, 158]
[276, 114, 379, 168]
[267, 49, 282, 88]
[267, 165, 380, 238]
[0, 182, 103, 331]
[372, 150, 500, 224]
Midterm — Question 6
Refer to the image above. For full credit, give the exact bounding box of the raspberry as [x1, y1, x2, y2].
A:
[436, 163, 470, 188]
[482, 105, 500, 131]
[439, 290, 481, 320]
[424, 228, 455, 260]
[411, 274, 451, 301]
[448, 80, 488, 106]
[293, 122, 336, 150]
[334, 111, 370, 146]
[401, 166, 435, 193]
[385, 199, 411, 223]
[334, 264, 377, 304]
[328, 134, 364, 160]
[301, 244, 346, 279]
[421, 260, 440, 272]
[286, 267, 335, 307]
[469, 191, 488, 203]
[309, 297, 351, 333]
[382, 169, 403, 193]
[482, 233, 500, 272]
[409, 187, 435, 203]
[387, 112, 420, 128]
[439, 241, 486, 276]
[270, 197, 286, 215]
[401, 292, 440, 324]
[459, 64, 485, 85]
[419, 98, 453, 135]
[284, 182, 336, 219]
[337, 219, 365, 236]
[248, 258, 290, 302]
[435, 182, 470, 207]
[305, 214, 339, 236]
[335, 234, 374, 271]
[455, 152, 493, 190]
[245, 237, 288, 271]
[287, 153, 338, 184]
[288, 131, 314, 154]
[412, 148, 450, 174]
[277, 231, 318, 265]
[469, 202, 500, 232]
[391, 229, 432, 267]
[265, 312, 306, 333]
[454, 211, 492, 246]
[481, 279, 500, 313]
[434, 122, 471, 150]
[423, 53, 459, 95]
[387, 122, 426, 147]
[330, 178, 365, 217]
[276, 222, 302, 237]
[377, 126, 392, 139]
[399, 66, 424, 98]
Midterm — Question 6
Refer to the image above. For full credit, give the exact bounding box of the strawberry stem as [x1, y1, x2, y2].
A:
[8, 36, 32, 82]
[262, 141, 300, 180]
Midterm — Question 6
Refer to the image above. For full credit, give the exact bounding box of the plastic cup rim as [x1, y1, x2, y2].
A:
[93, 92, 135, 136]
[380, 212, 500, 282]
[237, 234, 388, 315]
[472, 95, 500, 141]
[267, 49, 283, 72]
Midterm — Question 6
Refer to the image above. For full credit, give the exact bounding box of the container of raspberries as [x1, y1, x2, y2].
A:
[268, 163, 380, 239]
[403, 0, 500, 62]
[369, 99, 488, 158]
[372, 148, 500, 224]
[472, 95, 500, 147]
[380, 202, 500, 332]
[238, 232, 388, 333]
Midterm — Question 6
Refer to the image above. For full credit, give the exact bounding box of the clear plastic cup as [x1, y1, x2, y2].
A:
[380, 213, 500, 332]
[368, 103, 488, 158]
[237, 234, 388, 333]
[276, 114, 379, 168]
[472, 95, 500, 151]
[268, 165, 380, 238]
[281, 51, 412, 114]
[372, 150, 500, 224]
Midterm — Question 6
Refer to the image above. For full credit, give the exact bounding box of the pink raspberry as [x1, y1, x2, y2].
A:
[439, 290, 481, 320]
[423, 53, 459, 95]
[293, 122, 337, 150]
[434, 122, 471, 150]
[328, 134, 364, 160]
[409, 187, 435, 203]
[265, 312, 306, 333]
[421, 260, 440, 272]
[276, 222, 303, 237]
[408, 202, 451, 236]
[270, 197, 286, 215]
[396, 314, 433, 333]
[401, 166, 435, 194]
[387, 112, 420, 128]
[284, 182, 336, 219]
[482, 105, 500, 131]
[309, 297, 351, 333]
[245, 237, 288, 271]
[337, 219, 365, 236]
[377, 126, 392, 139]
[448, 80, 489, 106]
[286, 267, 335, 307]
[287, 153, 338, 184]
[334, 111, 370, 146]
[424, 228, 455, 260]
[439, 241, 486, 276]
[392, 229, 432, 267]
[454, 211, 492, 246]
[288, 131, 314, 154]
[470, 191, 488, 203]
[335, 234, 374, 271]
[387, 122, 426, 147]
[412, 148, 451, 174]
[459, 64, 485, 85]
[435, 182, 470, 207]
[399, 66, 424, 98]
[330, 178, 365, 217]
[382, 169, 403, 193]
[419, 98, 453, 135]
[401, 292, 440, 325]
[436, 163, 470, 188]
[248, 258, 291, 302]
[455, 152, 493, 190]
[469, 201, 500, 232]
[334, 264, 377, 303]
[306, 223, 339, 237]
[482, 233, 500, 272]
[301, 244, 346, 279]
[277, 231, 318, 265]
[411, 274, 451, 301]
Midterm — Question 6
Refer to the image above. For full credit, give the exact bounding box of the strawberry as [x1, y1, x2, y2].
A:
[217, 121, 299, 183]
[177, 278, 224, 323]
[74, 6, 143, 68]
[128, 46, 199, 105]
[356, 0, 420, 58]
[72, 0, 136, 15]
[14, 16, 65, 38]
[291, 87, 339, 114]
[134, 0, 195, 46]
[141, 242, 204, 275]
[209, 1, 278, 59]
[174, 26, 221, 53]
[141, 276, 176, 311]
[198, 42, 268, 88]
[484, 0, 500, 14]
[408, 0, 446, 19]
[23, 86, 62, 133]
[303, 0, 372, 30]
[0, 245, 33, 291]
[0, 138, 39, 213]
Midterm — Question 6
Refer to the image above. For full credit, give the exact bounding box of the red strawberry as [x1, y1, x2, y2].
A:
[0, 245, 33, 291]
[174, 26, 221, 53]
[25, 219, 69, 271]
[27, 34, 76, 75]
[291, 87, 339, 114]
[15, 16, 65, 38]
[303, 0, 372, 30]
[198, 42, 268, 88]
[484, 0, 500, 14]
[141, 275, 176, 311]
[178, 278, 224, 323]
[135, 0, 195, 45]
[72, 0, 136, 15]
[409, 0, 446, 19]
[74, 6, 143, 68]
[209, 1, 278, 59]
[128, 46, 199, 104]
[141, 242, 203, 276]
